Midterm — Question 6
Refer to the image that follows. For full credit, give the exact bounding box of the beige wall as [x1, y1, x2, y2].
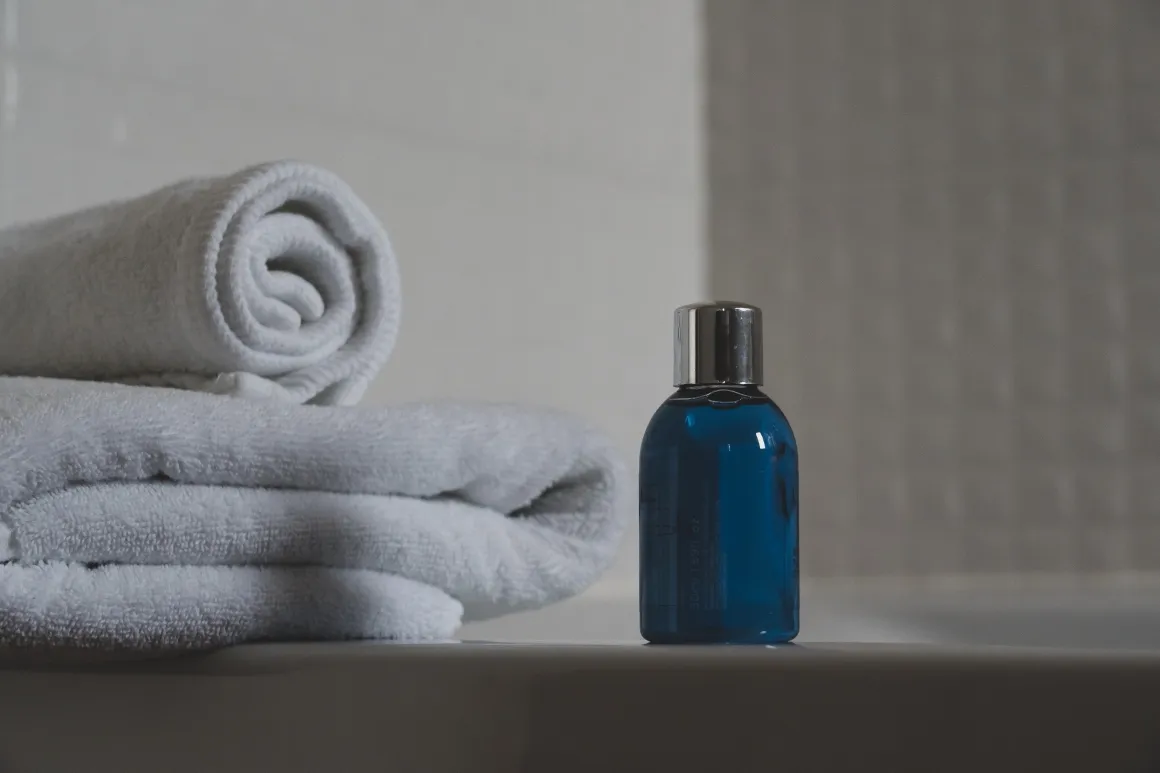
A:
[707, 0, 1160, 578]
[0, 0, 705, 595]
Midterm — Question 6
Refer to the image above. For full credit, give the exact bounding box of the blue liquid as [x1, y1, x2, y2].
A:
[639, 385, 799, 644]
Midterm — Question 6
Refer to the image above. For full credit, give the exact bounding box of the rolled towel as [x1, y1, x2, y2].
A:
[0, 377, 628, 649]
[0, 161, 399, 405]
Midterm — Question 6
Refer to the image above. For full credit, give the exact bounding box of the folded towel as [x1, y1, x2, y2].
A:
[0, 377, 627, 648]
[0, 563, 463, 649]
[0, 161, 399, 405]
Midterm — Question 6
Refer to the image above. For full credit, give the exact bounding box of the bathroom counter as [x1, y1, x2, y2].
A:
[1, 641, 1158, 773]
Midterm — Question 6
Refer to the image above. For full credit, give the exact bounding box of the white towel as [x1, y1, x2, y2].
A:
[0, 563, 462, 649]
[0, 161, 399, 405]
[0, 377, 628, 649]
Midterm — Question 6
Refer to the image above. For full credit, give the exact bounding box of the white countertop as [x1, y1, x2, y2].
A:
[5, 581, 1160, 773]
[2, 639, 1159, 773]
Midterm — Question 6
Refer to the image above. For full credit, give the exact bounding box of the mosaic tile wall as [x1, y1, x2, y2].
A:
[706, 0, 1160, 577]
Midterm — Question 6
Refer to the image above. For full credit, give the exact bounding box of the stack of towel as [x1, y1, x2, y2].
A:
[0, 162, 627, 649]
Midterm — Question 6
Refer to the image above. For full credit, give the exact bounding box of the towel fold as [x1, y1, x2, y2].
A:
[0, 161, 400, 405]
[0, 563, 463, 649]
[0, 377, 628, 648]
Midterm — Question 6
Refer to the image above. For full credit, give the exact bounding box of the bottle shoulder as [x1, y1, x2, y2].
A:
[642, 386, 797, 448]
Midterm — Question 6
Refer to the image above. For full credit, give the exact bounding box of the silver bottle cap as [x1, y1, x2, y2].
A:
[673, 301, 763, 387]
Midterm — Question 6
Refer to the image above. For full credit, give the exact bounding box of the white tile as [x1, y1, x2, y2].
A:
[851, 346, 905, 413]
[14, 0, 700, 190]
[705, 0, 1160, 578]
[1065, 344, 1129, 404]
[1064, 282, 1129, 342]
[1014, 410, 1067, 462]
[1071, 469, 1129, 523]
[852, 410, 904, 467]
[1065, 407, 1128, 461]
[903, 350, 959, 408]
[905, 472, 965, 527]
[957, 411, 1014, 464]
[1015, 468, 1075, 524]
[902, 413, 957, 465]
[1128, 402, 1160, 460]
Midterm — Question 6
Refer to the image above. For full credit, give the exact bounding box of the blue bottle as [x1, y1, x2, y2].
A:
[639, 302, 799, 644]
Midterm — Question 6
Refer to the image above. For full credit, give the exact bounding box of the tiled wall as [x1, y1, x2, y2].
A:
[707, 0, 1160, 577]
[0, 0, 704, 592]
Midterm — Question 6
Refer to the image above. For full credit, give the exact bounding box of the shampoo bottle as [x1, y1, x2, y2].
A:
[639, 302, 799, 643]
